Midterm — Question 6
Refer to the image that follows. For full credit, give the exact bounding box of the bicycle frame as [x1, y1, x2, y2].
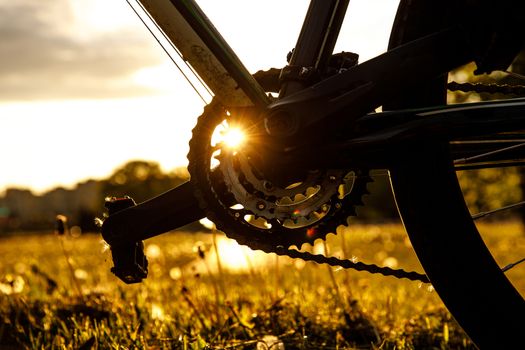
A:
[103, 0, 525, 269]
[97, 2, 525, 347]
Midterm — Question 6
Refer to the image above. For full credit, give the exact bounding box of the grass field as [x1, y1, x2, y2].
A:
[1, 222, 524, 349]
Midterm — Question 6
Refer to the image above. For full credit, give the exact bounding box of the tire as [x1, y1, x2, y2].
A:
[387, 1, 525, 348]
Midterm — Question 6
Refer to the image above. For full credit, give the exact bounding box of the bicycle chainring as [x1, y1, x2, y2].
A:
[187, 100, 372, 252]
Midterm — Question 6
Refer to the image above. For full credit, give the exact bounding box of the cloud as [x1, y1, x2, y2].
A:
[0, 0, 164, 101]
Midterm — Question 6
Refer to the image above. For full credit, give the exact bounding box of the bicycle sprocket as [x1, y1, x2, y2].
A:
[187, 99, 371, 252]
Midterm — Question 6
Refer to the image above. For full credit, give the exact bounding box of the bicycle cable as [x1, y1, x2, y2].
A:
[502, 70, 525, 82]
[454, 142, 525, 165]
[125, 0, 213, 104]
[132, 0, 214, 99]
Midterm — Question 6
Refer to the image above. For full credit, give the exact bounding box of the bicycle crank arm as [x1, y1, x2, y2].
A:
[102, 181, 204, 247]
[263, 26, 473, 142]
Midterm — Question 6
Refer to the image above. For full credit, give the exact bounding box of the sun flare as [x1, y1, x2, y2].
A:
[222, 127, 246, 149]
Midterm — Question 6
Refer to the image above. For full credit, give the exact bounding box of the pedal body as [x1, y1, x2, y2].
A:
[104, 197, 148, 284]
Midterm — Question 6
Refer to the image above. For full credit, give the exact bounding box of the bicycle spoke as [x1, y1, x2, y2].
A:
[502, 257, 525, 273]
[454, 160, 525, 171]
[471, 200, 525, 220]
[454, 142, 525, 165]
[452, 139, 525, 144]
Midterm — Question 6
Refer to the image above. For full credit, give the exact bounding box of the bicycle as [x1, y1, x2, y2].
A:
[101, 0, 525, 348]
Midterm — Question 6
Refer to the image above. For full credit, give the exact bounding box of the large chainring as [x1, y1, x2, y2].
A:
[188, 100, 371, 251]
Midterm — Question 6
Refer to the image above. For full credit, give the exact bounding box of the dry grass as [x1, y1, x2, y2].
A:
[1, 222, 523, 349]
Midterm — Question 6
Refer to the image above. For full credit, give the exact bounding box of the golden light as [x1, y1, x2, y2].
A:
[199, 217, 216, 230]
[215, 238, 249, 271]
[211, 236, 269, 272]
[222, 127, 246, 149]
[151, 303, 166, 320]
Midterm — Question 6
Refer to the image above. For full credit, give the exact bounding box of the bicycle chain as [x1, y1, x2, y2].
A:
[254, 66, 525, 96]
[274, 247, 429, 283]
[447, 81, 525, 95]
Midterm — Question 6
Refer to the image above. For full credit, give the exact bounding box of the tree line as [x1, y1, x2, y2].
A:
[1, 154, 523, 235]
[0, 161, 190, 233]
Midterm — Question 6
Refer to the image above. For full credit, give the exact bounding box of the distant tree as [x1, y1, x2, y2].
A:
[358, 172, 399, 222]
[76, 208, 100, 233]
[101, 160, 188, 203]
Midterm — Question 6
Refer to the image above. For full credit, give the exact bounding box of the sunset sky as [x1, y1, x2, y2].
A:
[0, 0, 398, 194]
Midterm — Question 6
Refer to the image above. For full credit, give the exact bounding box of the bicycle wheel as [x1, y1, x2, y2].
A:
[387, 1, 525, 348]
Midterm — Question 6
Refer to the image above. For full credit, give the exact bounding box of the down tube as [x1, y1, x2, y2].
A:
[137, 0, 270, 108]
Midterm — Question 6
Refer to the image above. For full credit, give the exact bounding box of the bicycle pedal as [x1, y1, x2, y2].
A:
[109, 241, 148, 284]
[103, 196, 148, 284]
[104, 196, 136, 215]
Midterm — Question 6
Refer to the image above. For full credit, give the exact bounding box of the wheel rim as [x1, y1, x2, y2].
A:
[390, 142, 525, 347]
[387, 0, 525, 347]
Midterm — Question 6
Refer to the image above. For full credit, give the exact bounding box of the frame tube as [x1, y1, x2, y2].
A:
[138, 0, 269, 108]
[280, 0, 350, 97]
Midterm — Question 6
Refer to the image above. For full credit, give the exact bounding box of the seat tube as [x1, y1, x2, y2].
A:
[280, 0, 350, 97]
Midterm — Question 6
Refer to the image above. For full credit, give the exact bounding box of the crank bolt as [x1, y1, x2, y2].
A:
[263, 181, 274, 191]
[257, 201, 266, 210]
[265, 110, 300, 137]
[299, 67, 312, 77]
